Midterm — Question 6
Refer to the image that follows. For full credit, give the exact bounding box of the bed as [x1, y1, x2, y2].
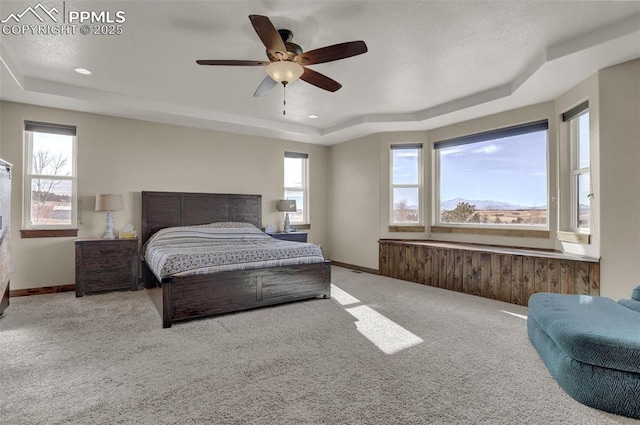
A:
[142, 191, 331, 328]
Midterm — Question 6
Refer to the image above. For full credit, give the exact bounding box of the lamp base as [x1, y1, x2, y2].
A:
[283, 212, 291, 233]
[104, 210, 115, 239]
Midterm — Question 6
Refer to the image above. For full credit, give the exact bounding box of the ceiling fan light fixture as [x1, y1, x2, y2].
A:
[266, 61, 304, 84]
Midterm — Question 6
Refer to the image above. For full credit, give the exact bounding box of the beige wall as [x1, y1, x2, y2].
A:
[598, 59, 640, 300]
[328, 59, 640, 300]
[2, 58, 638, 299]
[328, 102, 559, 269]
[0, 101, 329, 290]
[327, 134, 380, 270]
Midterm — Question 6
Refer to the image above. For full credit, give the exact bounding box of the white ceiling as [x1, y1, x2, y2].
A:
[1, 1, 639, 145]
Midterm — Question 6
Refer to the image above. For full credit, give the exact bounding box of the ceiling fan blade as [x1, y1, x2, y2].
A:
[248, 15, 287, 57]
[297, 41, 368, 65]
[254, 76, 277, 97]
[300, 68, 342, 92]
[196, 60, 267, 66]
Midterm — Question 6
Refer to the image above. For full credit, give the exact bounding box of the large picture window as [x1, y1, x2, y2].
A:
[390, 144, 423, 225]
[563, 102, 590, 232]
[435, 120, 548, 228]
[23, 121, 77, 229]
[284, 152, 308, 225]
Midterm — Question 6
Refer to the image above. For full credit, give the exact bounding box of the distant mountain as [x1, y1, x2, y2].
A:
[441, 198, 546, 211]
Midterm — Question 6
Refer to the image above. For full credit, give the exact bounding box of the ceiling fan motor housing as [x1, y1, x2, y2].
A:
[267, 29, 302, 61]
[278, 29, 293, 42]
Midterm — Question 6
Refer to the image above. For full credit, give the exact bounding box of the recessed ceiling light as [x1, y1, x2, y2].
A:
[74, 68, 92, 75]
[308, 114, 319, 119]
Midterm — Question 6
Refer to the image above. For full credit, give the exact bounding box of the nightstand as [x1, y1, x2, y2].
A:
[267, 232, 308, 243]
[75, 238, 139, 297]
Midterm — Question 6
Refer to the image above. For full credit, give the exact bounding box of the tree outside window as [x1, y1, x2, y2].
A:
[24, 122, 77, 228]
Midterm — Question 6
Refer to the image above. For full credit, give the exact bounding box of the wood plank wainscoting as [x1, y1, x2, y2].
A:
[379, 240, 600, 306]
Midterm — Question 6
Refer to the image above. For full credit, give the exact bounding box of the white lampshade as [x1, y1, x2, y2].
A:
[277, 199, 297, 212]
[266, 61, 304, 84]
[95, 194, 124, 212]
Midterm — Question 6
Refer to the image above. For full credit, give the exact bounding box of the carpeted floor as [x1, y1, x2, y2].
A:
[1, 266, 638, 424]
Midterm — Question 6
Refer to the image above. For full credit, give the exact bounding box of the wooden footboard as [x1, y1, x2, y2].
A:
[146, 261, 331, 328]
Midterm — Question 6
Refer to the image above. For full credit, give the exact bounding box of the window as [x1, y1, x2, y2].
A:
[563, 102, 590, 232]
[390, 144, 423, 225]
[435, 120, 548, 228]
[284, 152, 308, 224]
[23, 121, 77, 230]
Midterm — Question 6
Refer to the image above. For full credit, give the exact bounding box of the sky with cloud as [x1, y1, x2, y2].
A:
[393, 130, 548, 209]
[439, 131, 547, 207]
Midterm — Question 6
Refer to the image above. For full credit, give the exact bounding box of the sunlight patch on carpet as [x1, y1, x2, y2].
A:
[330, 284, 361, 306]
[344, 304, 424, 355]
[500, 310, 528, 320]
[332, 284, 424, 354]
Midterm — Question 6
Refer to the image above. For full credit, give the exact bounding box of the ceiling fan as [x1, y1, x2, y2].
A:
[196, 15, 368, 97]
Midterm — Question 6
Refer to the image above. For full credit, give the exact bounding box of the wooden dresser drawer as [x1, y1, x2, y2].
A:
[82, 270, 135, 294]
[83, 257, 130, 272]
[82, 242, 133, 259]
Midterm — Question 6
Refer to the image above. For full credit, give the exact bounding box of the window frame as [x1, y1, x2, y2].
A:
[284, 151, 309, 225]
[433, 120, 549, 231]
[23, 121, 78, 231]
[389, 143, 423, 227]
[563, 102, 590, 233]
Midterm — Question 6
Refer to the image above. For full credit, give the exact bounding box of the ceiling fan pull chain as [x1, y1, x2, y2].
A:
[282, 82, 287, 116]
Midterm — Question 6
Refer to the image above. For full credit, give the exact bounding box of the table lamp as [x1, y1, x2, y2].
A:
[276, 199, 297, 233]
[95, 194, 124, 239]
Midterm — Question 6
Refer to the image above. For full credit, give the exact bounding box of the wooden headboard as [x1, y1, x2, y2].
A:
[141, 191, 262, 244]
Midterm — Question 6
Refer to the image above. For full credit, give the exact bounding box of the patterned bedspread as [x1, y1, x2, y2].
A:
[144, 222, 325, 278]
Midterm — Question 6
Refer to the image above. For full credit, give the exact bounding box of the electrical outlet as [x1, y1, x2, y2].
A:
[9, 262, 15, 274]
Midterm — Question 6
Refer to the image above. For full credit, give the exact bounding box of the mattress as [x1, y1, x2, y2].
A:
[144, 222, 325, 278]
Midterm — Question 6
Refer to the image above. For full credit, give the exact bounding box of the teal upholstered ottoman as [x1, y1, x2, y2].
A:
[527, 292, 640, 419]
